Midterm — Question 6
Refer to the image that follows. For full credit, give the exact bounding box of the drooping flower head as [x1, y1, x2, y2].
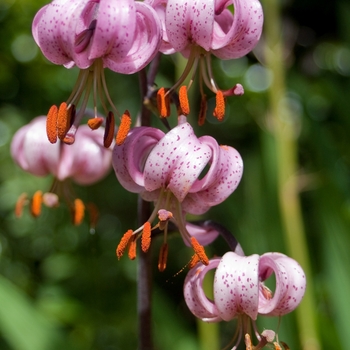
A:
[147, 0, 263, 122]
[184, 247, 306, 349]
[113, 116, 243, 269]
[32, 0, 161, 145]
[11, 116, 112, 227]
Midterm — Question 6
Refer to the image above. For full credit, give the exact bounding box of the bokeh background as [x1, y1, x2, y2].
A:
[1, 0, 350, 349]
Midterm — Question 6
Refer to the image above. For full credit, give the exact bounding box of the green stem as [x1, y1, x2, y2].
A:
[262, 0, 321, 349]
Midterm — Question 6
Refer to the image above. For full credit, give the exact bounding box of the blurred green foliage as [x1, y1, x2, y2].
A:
[1, 0, 350, 349]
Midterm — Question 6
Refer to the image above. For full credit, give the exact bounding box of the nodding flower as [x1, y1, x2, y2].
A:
[113, 117, 243, 270]
[147, 0, 263, 122]
[184, 247, 306, 349]
[32, 0, 161, 144]
[11, 116, 112, 228]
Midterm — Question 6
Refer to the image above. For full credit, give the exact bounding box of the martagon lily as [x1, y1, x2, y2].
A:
[147, 0, 263, 122]
[184, 249, 306, 349]
[32, 0, 161, 145]
[11, 116, 112, 227]
[113, 116, 243, 269]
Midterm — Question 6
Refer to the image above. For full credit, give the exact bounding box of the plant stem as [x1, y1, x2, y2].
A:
[262, 0, 320, 349]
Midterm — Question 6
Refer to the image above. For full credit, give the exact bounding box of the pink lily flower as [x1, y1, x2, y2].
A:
[147, 0, 263, 122]
[184, 250, 306, 349]
[11, 116, 112, 225]
[113, 118, 243, 268]
[32, 0, 161, 144]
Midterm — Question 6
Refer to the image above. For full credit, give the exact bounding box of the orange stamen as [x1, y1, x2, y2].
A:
[261, 284, 273, 300]
[104, 111, 115, 148]
[198, 94, 207, 126]
[72, 198, 85, 225]
[158, 243, 169, 272]
[188, 254, 200, 269]
[244, 334, 253, 350]
[116, 110, 132, 146]
[15, 193, 28, 218]
[87, 117, 104, 130]
[273, 343, 282, 350]
[57, 102, 71, 141]
[31, 190, 43, 217]
[116, 229, 133, 260]
[179, 85, 190, 116]
[190, 237, 209, 266]
[157, 87, 171, 117]
[128, 234, 137, 260]
[46, 105, 58, 143]
[141, 221, 152, 253]
[213, 90, 225, 121]
[86, 202, 99, 232]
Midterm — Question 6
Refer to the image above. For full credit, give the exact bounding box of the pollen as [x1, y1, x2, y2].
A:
[190, 237, 209, 266]
[141, 221, 152, 253]
[179, 85, 190, 116]
[31, 190, 43, 217]
[72, 198, 85, 225]
[128, 234, 137, 260]
[104, 111, 115, 148]
[198, 94, 207, 126]
[57, 102, 71, 141]
[157, 87, 171, 118]
[116, 229, 133, 260]
[15, 193, 28, 218]
[87, 117, 104, 130]
[213, 90, 225, 122]
[188, 254, 200, 269]
[116, 110, 131, 146]
[158, 243, 169, 272]
[46, 105, 58, 143]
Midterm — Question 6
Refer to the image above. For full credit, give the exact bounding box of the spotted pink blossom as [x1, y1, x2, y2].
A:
[184, 249, 306, 348]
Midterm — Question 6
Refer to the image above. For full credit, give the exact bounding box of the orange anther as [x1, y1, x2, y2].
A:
[141, 221, 152, 253]
[57, 102, 71, 141]
[273, 343, 282, 350]
[244, 334, 253, 350]
[104, 111, 115, 148]
[188, 254, 200, 269]
[72, 198, 85, 225]
[116, 229, 133, 260]
[87, 117, 104, 130]
[86, 202, 99, 232]
[190, 237, 209, 266]
[198, 94, 207, 126]
[213, 90, 225, 121]
[31, 190, 43, 218]
[157, 87, 171, 117]
[158, 243, 169, 272]
[179, 85, 190, 116]
[15, 193, 28, 218]
[128, 235, 137, 260]
[46, 105, 58, 143]
[63, 134, 75, 145]
[116, 110, 132, 146]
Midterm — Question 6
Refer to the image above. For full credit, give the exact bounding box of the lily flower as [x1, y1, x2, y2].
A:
[147, 0, 263, 122]
[32, 0, 161, 144]
[184, 249, 306, 349]
[11, 116, 112, 227]
[113, 117, 243, 269]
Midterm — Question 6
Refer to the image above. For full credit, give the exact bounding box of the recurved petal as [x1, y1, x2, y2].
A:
[211, 0, 263, 59]
[11, 117, 60, 176]
[105, 2, 161, 74]
[89, 0, 136, 61]
[32, 0, 74, 66]
[143, 122, 212, 202]
[258, 253, 306, 316]
[113, 126, 164, 193]
[184, 259, 222, 322]
[57, 126, 112, 185]
[214, 252, 260, 321]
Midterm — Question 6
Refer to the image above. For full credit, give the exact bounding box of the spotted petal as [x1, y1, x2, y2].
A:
[213, 252, 260, 321]
[258, 253, 306, 316]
